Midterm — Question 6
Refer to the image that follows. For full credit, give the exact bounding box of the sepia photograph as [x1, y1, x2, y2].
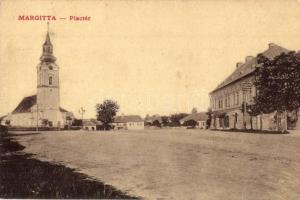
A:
[0, 0, 300, 199]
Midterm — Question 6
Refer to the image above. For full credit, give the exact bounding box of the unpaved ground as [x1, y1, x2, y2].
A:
[14, 129, 300, 200]
[0, 135, 137, 199]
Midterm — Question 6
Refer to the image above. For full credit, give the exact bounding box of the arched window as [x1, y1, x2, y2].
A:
[49, 76, 53, 85]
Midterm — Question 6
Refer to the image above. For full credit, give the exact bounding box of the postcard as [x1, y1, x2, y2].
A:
[0, 0, 300, 199]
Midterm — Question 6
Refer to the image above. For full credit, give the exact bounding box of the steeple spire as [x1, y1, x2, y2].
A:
[40, 22, 56, 63]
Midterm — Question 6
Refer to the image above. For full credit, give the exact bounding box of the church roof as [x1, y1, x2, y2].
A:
[12, 95, 36, 113]
[210, 43, 289, 94]
[44, 32, 52, 45]
[12, 94, 70, 114]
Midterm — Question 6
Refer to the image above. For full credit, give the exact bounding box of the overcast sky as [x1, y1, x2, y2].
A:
[1, 0, 300, 118]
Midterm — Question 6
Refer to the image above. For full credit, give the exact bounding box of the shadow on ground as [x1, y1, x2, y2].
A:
[0, 134, 139, 199]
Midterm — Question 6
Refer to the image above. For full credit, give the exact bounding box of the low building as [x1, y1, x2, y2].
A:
[180, 112, 208, 129]
[144, 115, 162, 125]
[209, 43, 299, 130]
[113, 115, 144, 130]
[82, 120, 101, 131]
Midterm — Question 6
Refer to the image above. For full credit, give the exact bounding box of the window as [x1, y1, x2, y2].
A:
[49, 76, 53, 85]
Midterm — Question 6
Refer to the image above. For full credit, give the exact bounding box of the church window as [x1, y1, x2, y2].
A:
[49, 76, 53, 85]
[49, 66, 53, 70]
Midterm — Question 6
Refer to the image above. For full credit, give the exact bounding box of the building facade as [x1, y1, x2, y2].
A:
[113, 115, 144, 130]
[209, 43, 299, 131]
[1, 24, 73, 128]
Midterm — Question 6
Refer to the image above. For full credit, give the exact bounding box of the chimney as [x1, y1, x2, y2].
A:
[245, 56, 254, 63]
[236, 62, 243, 68]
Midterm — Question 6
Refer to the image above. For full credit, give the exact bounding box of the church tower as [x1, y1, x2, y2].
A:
[36, 23, 62, 127]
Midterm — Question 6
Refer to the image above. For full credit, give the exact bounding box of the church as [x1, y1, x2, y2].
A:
[1, 24, 74, 128]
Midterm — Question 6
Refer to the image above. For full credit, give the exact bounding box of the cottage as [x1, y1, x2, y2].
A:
[83, 120, 102, 131]
[180, 112, 208, 129]
[113, 115, 144, 130]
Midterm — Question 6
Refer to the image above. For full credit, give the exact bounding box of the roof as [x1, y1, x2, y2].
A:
[59, 107, 68, 112]
[145, 115, 162, 122]
[180, 112, 208, 123]
[44, 32, 52, 45]
[83, 119, 101, 126]
[0, 115, 7, 122]
[210, 43, 289, 94]
[12, 95, 36, 113]
[114, 115, 144, 123]
[12, 94, 70, 114]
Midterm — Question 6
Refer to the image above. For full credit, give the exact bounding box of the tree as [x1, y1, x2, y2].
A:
[191, 107, 198, 114]
[254, 52, 300, 132]
[161, 116, 170, 127]
[170, 113, 188, 126]
[152, 120, 161, 127]
[96, 99, 120, 130]
[41, 119, 49, 127]
[183, 119, 198, 128]
[72, 119, 82, 127]
[240, 102, 261, 130]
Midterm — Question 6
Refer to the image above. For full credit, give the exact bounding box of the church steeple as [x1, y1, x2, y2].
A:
[40, 22, 56, 63]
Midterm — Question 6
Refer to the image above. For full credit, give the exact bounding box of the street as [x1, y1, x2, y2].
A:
[14, 129, 300, 200]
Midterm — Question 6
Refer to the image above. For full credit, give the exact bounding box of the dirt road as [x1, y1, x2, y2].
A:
[15, 129, 300, 200]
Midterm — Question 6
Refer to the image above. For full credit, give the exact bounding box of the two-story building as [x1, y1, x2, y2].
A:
[209, 43, 293, 130]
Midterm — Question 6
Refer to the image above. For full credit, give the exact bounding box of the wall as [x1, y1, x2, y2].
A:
[127, 122, 144, 130]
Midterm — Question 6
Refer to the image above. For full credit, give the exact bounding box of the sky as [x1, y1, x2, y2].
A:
[1, 0, 300, 118]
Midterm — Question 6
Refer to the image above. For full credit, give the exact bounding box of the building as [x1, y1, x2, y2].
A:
[209, 43, 299, 130]
[144, 114, 162, 126]
[1, 24, 74, 128]
[83, 119, 102, 131]
[180, 112, 208, 129]
[113, 115, 144, 130]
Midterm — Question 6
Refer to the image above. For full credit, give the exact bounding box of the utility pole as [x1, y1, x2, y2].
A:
[36, 104, 39, 132]
[242, 81, 251, 130]
[78, 107, 85, 129]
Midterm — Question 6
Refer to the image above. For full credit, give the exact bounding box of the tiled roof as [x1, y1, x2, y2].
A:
[59, 107, 68, 112]
[12, 94, 70, 114]
[210, 43, 289, 93]
[180, 112, 208, 123]
[83, 120, 101, 126]
[114, 115, 144, 123]
[12, 95, 36, 113]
